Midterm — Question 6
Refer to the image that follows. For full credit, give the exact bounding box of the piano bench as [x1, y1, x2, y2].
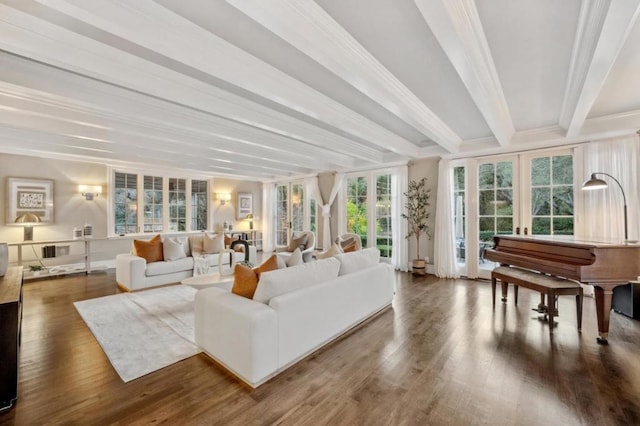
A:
[491, 266, 583, 333]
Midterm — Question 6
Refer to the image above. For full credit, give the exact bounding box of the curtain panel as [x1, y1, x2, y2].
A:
[433, 158, 459, 278]
[582, 134, 639, 242]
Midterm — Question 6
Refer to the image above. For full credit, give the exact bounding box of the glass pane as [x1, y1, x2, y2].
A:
[531, 187, 550, 215]
[553, 186, 573, 215]
[479, 217, 494, 241]
[454, 167, 465, 191]
[552, 155, 573, 185]
[496, 162, 513, 188]
[478, 164, 494, 189]
[478, 190, 495, 215]
[496, 190, 513, 215]
[496, 217, 513, 234]
[553, 218, 574, 235]
[531, 157, 550, 185]
[532, 217, 551, 235]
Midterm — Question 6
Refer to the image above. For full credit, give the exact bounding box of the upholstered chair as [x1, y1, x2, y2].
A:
[335, 233, 362, 252]
[276, 230, 316, 262]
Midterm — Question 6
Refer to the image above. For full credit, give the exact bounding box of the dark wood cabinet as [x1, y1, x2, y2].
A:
[0, 267, 23, 411]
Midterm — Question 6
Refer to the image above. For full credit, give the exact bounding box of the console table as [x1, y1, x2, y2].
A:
[8, 239, 93, 280]
[0, 267, 23, 411]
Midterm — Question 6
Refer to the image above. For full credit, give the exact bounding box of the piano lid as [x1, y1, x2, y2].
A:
[491, 234, 639, 249]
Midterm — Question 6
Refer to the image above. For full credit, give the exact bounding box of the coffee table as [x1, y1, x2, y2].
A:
[181, 272, 234, 290]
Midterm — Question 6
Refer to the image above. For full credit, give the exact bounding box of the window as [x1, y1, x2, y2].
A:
[344, 172, 392, 258]
[114, 172, 137, 234]
[453, 166, 465, 263]
[291, 183, 304, 233]
[168, 178, 186, 232]
[310, 198, 318, 234]
[275, 184, 289, 246]
[111, 170, 209, 235]
[191, 180, 208, 231]
[346, 176, 368, 247]
[478, 161, 514, 242]
[375, 174, 392, 258]
[143, 175, 163, 233]
[530, 155, 574, 235]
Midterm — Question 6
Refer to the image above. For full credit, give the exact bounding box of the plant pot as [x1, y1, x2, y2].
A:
[412, 259, 426, 276]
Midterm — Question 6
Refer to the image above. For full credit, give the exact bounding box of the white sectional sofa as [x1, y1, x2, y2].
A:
[194, 248, 395, 387]
[116, 234, 257, 291]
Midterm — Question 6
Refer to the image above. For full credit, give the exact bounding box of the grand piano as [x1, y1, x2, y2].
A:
[484, 235, 640, 344]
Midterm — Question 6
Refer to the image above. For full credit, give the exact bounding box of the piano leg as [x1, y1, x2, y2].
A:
[593, 285, 614, 345]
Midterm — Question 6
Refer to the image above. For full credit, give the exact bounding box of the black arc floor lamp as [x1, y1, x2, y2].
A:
[582, 172, 628, 241]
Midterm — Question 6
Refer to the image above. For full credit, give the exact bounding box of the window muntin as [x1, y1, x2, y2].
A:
[168, 178, 186, 232]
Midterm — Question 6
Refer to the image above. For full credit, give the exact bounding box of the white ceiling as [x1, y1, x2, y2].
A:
[1, 0, 639, 181]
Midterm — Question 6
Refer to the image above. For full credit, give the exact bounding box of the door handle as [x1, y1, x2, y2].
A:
[524, 227, 529, 235]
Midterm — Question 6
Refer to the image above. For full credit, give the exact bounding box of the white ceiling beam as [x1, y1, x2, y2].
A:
[0, 3, 380, 165]
[0, 54, 362, 171]
[227, 0, 461, 154]
[33, 0, 414, 157]
[560, 0, 640, 137]
[0, 92, 341, 173]
[414, 0, 514, 147]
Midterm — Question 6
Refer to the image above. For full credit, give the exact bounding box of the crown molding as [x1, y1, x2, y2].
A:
[560, 0, 640, 137]
[414, 0, 514, 147]
[227, 0, 461, 154]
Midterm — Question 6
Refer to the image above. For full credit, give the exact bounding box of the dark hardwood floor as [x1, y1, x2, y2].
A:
[1, 269, 639, 425]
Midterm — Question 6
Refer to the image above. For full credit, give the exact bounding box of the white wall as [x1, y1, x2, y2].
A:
[0, 153, 262, 266]
[212, 178, 263, 233]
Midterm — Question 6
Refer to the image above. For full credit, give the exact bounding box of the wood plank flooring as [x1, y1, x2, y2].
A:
[1, 270, 640, 425]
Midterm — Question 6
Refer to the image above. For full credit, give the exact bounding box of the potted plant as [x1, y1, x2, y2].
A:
[401, 177, 432, 275]
[29, 264, 46, 276]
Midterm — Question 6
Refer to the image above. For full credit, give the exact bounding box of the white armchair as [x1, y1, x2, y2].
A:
[276, 230, 316, 262]
[336, 233, 363, 251]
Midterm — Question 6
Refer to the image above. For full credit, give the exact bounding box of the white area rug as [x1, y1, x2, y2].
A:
[74, 285, 201, 382]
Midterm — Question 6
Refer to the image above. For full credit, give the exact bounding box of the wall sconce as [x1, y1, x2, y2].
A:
[216, 192, 232, 205]
[15, 212, 41, 241]
[79, 184, 102, 200]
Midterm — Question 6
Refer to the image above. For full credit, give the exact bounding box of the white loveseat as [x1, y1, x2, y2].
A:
[194, 248, 395, 387]
[116, 234, 257, 291]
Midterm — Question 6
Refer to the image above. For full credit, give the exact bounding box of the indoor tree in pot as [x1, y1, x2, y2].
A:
[402, 177, 432, 275]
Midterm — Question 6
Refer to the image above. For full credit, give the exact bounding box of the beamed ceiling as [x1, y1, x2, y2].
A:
[1, 0, 640, 181]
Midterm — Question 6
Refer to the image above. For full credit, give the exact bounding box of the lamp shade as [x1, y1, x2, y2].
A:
[582, 173, 608, 190]
[14, 213, 41, 224]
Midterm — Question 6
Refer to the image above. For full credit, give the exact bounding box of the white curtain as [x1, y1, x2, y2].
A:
[391, 165, 409, 271]
[433, 158, 459, 278]
[582, 134, 639, 242]
[319, 173, 345, 249]
[305, 176, 323, 246]
[261, 183, 276, 253]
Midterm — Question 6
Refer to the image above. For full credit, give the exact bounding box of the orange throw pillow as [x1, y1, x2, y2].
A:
[342, 240, 357, 253]
[133, 234, 163, 263]
[231, 255, 281, 299]
[231, 264, 258, 299]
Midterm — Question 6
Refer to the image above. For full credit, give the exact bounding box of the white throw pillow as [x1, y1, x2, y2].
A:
[176, 236, 191, 257]
[203, 233, 225, 254]
[253, 257, 340, 304]
[334, 247, 380, 276]
[162, 237, 187, 261]
[316, 242, 343, 259]
[285, 247, 303, 267]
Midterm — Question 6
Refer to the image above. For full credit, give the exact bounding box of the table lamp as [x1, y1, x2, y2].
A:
[15, 213, 41, 241]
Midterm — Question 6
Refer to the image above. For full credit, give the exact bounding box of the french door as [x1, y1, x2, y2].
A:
[275, 182, 306, 246]
[453, 148, 575, 279]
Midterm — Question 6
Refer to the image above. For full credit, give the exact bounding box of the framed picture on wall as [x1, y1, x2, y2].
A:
[6, 177, 55, 225]
[237, 192, 252, 219]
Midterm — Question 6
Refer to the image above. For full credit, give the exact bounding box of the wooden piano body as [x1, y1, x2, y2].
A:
[484, 235, 640, 343]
